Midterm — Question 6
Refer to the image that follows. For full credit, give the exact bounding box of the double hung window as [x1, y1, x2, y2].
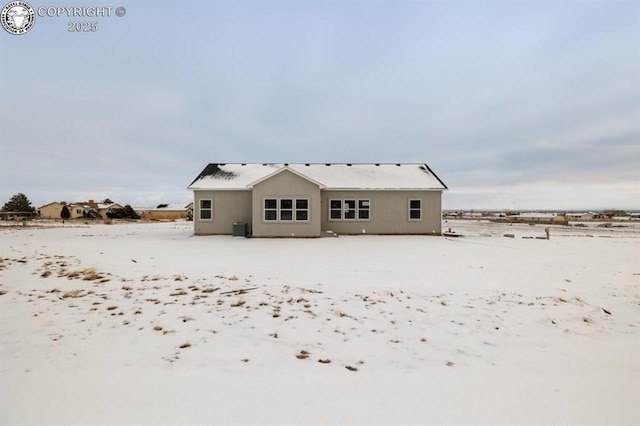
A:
[264, 198, 309, 222]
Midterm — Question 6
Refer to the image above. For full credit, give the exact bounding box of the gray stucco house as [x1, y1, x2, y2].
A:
[188, 163, 447, 237]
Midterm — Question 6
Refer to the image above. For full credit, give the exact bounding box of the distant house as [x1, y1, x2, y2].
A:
[96, 202, 124, 218]
[565, 212, 595, 221]
[508, 212, 568, 225]
[188, 163, 448, 237]
[39, 202, 66, 219]
[138, 202, 194, 220]
[39, 200, 122, 220]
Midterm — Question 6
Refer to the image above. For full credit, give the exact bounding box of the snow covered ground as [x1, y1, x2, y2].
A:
[1, 220, 638, 425]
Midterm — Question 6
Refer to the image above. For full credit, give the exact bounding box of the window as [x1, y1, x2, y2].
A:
[409, 199, 422, 220]
[264, 199, 277, 221]
[358, 200, 370, 220]
[296, 199, 309, 221]
[330, 200, 342, 219]
[280, 199, 293, 221]
[344, 200, 356, 219]
[264, 198, 309, 222]
[199, 199, 212, 220]
[330, 199, 370, 221]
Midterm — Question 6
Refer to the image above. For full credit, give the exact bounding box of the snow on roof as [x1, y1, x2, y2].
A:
[188, 163, 447, 191]
[518, 212, 558, 218]
[96, 203, 122, 209]
[152, 202, 192, 211]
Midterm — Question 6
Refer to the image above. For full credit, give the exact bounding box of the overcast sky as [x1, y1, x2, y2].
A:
[1, 0, 638, 210]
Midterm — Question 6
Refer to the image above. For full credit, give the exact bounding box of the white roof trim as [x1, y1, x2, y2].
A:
[245, 166, 327, 189]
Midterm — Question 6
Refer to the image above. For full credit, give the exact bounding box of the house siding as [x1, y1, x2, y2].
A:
[39, 203, 65, 219]
[321, 190, 442, 235]
[251, 169, 322, 237]
[194, 190, 252, 235]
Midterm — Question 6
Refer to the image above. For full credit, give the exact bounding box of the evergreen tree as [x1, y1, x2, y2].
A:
[123, 205, 140, 219]
[1, 193, 36, 213]
[60, 205, 71, 220]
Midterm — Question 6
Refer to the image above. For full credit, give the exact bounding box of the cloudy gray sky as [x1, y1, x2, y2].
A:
[1, 0, 638, 210]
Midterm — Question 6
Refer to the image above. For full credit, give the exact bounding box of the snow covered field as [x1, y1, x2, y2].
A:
[1, 220, 638, 425]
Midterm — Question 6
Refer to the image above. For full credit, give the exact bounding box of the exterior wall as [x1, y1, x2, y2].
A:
[320, 190, 442, 235]
[193, 190, 252, 235]
[39, 203, 64, 219]
[251, 169, 322, 237]
[69, 204, 86, 219]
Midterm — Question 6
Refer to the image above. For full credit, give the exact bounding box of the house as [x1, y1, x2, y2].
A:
[565, 212, 595, 221]
[39, 200, 122, 220]
[138, 202, 194, 220]
[188, 163, 447, 237]
[508, 212, 568, 225]
[38, 202, 66, 219]
[96, 202, 124, 218]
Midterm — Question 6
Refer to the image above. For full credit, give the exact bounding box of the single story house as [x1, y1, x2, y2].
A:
[137, 202, 194, 220]
[188, 163, 447, 237]
[507, 212, 568, 225]
[39, 202, 66, 219]
[565, 212, 595, 221]
[96, 202, 124, 218]
[39, 200, 122, 220]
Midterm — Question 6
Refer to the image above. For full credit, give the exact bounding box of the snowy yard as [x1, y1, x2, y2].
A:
[1, 220, 638, 425]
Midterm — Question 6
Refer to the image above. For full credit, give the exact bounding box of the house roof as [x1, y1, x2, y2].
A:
[188, 163, 448, 191]
[143, 202, 193, 212]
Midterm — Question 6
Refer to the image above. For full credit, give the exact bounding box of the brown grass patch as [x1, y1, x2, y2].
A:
[230, 299, 246, 307]
[170, 290, 188, 297]
[62, 290, 86, 299]
[296, 350, 310, 360]
[41, 271, 52, 278]
[106, 305, 118, 310]
[179, 342, 191, 349]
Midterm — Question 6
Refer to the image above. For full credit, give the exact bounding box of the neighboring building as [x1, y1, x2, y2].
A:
[39, 200, 121, 220]
[138, 202, 194, 220]
[188, 163, 448, 237]
[508, 212, 568, 225]
[565, 212, 595, 221]
[39, 202, 66, 219]
[96, 202, 123, 218]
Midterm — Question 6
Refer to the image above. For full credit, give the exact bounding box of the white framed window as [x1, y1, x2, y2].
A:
[296, 199, 309, 221]
[330, 200, 342, 220]
[344, 200, 356, 220]
[264, 198, 309, 222]
[264, 199, 277, 221]
[409, 199, 422, 221]
[199, 199, 213, 220]
[329, 199, 370, 221]
[280, 199, 293, 221]
[358, 200, 370, 220]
